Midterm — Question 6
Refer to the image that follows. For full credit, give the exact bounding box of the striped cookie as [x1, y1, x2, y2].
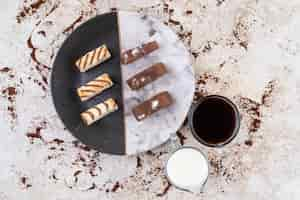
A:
[75, 44, 111, 72]
[77, 73, 113, 102]
[81, 98, 118, 126]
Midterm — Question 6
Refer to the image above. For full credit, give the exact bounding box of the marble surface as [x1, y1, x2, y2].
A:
[1, 0, 300, 199]
[119, 11, 194, 155]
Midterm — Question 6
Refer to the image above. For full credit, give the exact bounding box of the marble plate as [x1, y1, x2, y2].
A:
[119, 11, 195, 154]
[51, 11, 195, 155]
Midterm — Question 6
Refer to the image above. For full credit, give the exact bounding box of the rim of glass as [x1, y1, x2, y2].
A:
[188, 95, 240, 147]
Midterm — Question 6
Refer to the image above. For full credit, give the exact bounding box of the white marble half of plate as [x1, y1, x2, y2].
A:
[118, 11, 195, 155]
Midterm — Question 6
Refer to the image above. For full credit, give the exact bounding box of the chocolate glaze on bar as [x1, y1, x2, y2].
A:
[132, 91, 173, 121]
[121, 41, 159, 64]
[127, 62, 167, 90]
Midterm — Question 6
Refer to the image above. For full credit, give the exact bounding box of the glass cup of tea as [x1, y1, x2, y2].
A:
[188, 95, 240, 147]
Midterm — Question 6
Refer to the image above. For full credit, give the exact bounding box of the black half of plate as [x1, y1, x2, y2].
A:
[51, 12, 126, 155]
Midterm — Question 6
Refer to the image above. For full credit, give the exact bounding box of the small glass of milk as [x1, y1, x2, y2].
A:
[165, 146, 209, 193]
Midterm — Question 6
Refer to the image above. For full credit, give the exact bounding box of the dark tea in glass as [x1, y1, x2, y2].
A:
[189, 95, 240, 147]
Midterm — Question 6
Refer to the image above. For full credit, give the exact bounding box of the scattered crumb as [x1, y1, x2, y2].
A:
[168, 19, 180, 25]
[111, 181, 121, 192]
[37, 30, 46, 37]
[16, 0, 48, 23]
[156, 181, 171, 197]
[245, 140, 253, 146]
[216, 0, 225, 6]
[0, 67, 11, 73]
[73, 170, 82, 177]
[137, 156, 142, 168]
[50, 138, 64, 145]
[261, 80, 277, 106]
[26, 121, 47, 143]
[20, 176, 32, 189]
[86, 183, 97, 191]
[89, 0, 96, 5]
[186, 10, 193, 15]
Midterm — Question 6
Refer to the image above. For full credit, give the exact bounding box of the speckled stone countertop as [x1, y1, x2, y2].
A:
[1, 0, 300, 199]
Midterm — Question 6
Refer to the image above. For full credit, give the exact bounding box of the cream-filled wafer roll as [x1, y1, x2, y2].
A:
[75, 44, 111, 72]
[77, 73, 113, 102]
[81, 98, 118, 126]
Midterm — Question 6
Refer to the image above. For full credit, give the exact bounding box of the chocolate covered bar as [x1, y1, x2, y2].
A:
[132, 91, 173, 121]
[77, 73, 113, 102]
[127, 63, 167, 90]
[81, 98, 118, 126]
[76, 44, 111, 72]
[121, 41, 159, 64]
